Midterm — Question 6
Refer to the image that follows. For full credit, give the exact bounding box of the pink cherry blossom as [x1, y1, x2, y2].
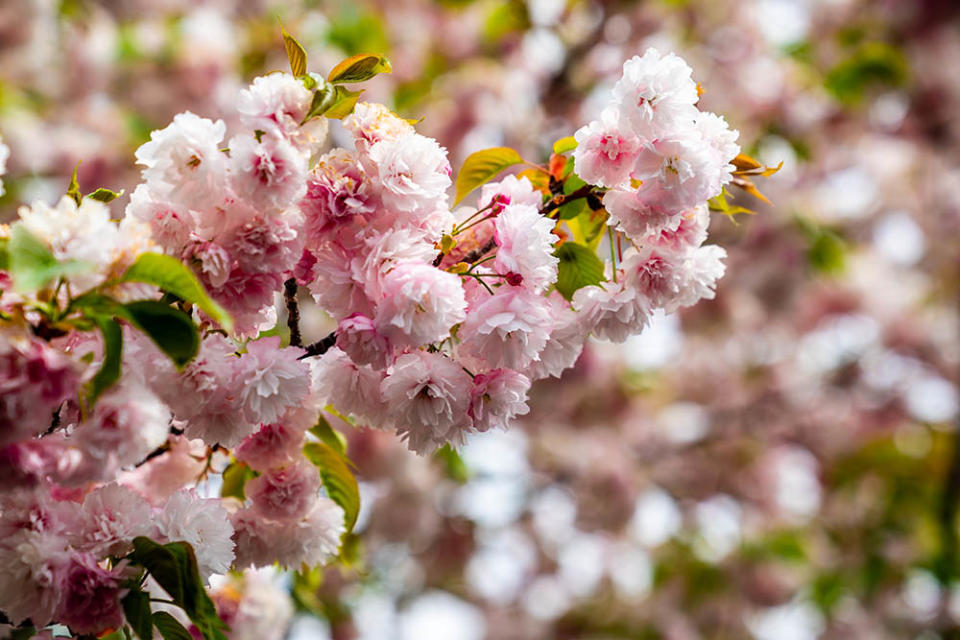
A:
[301, 149, 376, 244]
[57, 553, 126, 635]
[525, 293, 587, 380]
[374, 261, 468, 348]
[573, 278, 653, 343]
[228, 130, 307, 214]
[246, 460, 320, 521]
[236, 337, 311, 427]
[71, 483, 155, 557]
[380, 351, 473, 454]
[134, 111, 227, 210]
[156, 489, 234, 581]
[235, 423, 305, 473]
[621, 246, 688, 310]
[236, 73, 318, 144]
[493, 203, 559, 292]
[478, 175, 543, 210]
[231, 498, 344, 570]
[365, 132, 452, 214]
[313, 348, 388, 428]
[458, 286, 555, 371]
[631, 132, 720, 216]
[0, 333, 79, 445]
[343, 102, 415, 150]
[611, 48, 700, 136]
[573, 108, 643, 188]
[469, 369, 531, 432]
[336, 314, 392, 369]
[604, 186, 684, 241]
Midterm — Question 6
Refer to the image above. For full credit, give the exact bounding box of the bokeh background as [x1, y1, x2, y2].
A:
[1, 0, 958, 638]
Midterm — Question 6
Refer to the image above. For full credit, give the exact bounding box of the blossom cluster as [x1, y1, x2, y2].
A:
[0, 44, 738, 638]
[571, 48, 736, 342]
[308, 48, 736, 453]
[0, 483, 231, 633]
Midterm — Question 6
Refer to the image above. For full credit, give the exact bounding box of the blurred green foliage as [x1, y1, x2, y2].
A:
[825, 42, 908, 104]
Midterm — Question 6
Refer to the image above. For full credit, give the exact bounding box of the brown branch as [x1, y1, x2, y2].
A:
[40, 407, 62, 437]
[462, 238, 497, 265]
[133, 425, 183, 468]
[298, 331, 338, 360]
[540, 184, 597, 219]
[284, 278, 302, 347]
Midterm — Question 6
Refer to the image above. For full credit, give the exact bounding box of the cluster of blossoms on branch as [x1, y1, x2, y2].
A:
[0, 35, 754, 640]
[309, 47, 740, 454]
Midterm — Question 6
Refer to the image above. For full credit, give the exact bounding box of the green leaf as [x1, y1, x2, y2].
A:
[309, 415, 348, 455]
[124, 301, 199, 368]
[7, 224, 87, 293]
[325, 6, 389, 56]
[152, 612, 194, 640]
[483, 0, 530, 43]
[88, 315, 123, 403]
[324, 86, 364, 119]
[8, 626, 36, 640]
[562, 166, 586, 195]
[67, 162, 82, 205]
[301, 84, 337, 124]
[554, 242, 605, 300]
[291, 567, 325, 614]
[88, 187, 124, 203]
[807, 228, 847, 275]
[280, 23, 307, 77]
[810, 572, 847, 615]
[301, 85, 364, 123]
[795, 217, 846, 275]
[327, 53, 392, 84]
[707, 188, 757, 220]
[552, 136, 577, 154]
[120, 253, 233, 332]
[556, 197, 587, 220]
[434, 444, 469, 483]
[567, 207, 608, 251]
[129, 537, 227, 640]
[825, 42, 907, 104]
[122, 588, 154, 640]
[129, 538, 186, 603]
[454, 147, 524, 205]
[303, 442, 359, 533]
[299, 73, 319, 91]
[221, 462, 255, 501]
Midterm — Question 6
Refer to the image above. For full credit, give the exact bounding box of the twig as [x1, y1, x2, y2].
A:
[541, 184, 596, 218]
[133, 425, 183, 467]
[462, 238, 497, 265]
[41, 407, 62, 437]
[298, 331, 338, 359]
[134, 443, 170, 468]
[284, 278, 302, 347]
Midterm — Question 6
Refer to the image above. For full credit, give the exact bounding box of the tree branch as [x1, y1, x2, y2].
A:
[298, 331, 338, 359]
[540, 184, 597, 218]
[284, 277, 302, 347]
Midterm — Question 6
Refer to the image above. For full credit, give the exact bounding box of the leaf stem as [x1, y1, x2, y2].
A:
[608, 227, 618, 284]
[451, 202, 495, 235]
